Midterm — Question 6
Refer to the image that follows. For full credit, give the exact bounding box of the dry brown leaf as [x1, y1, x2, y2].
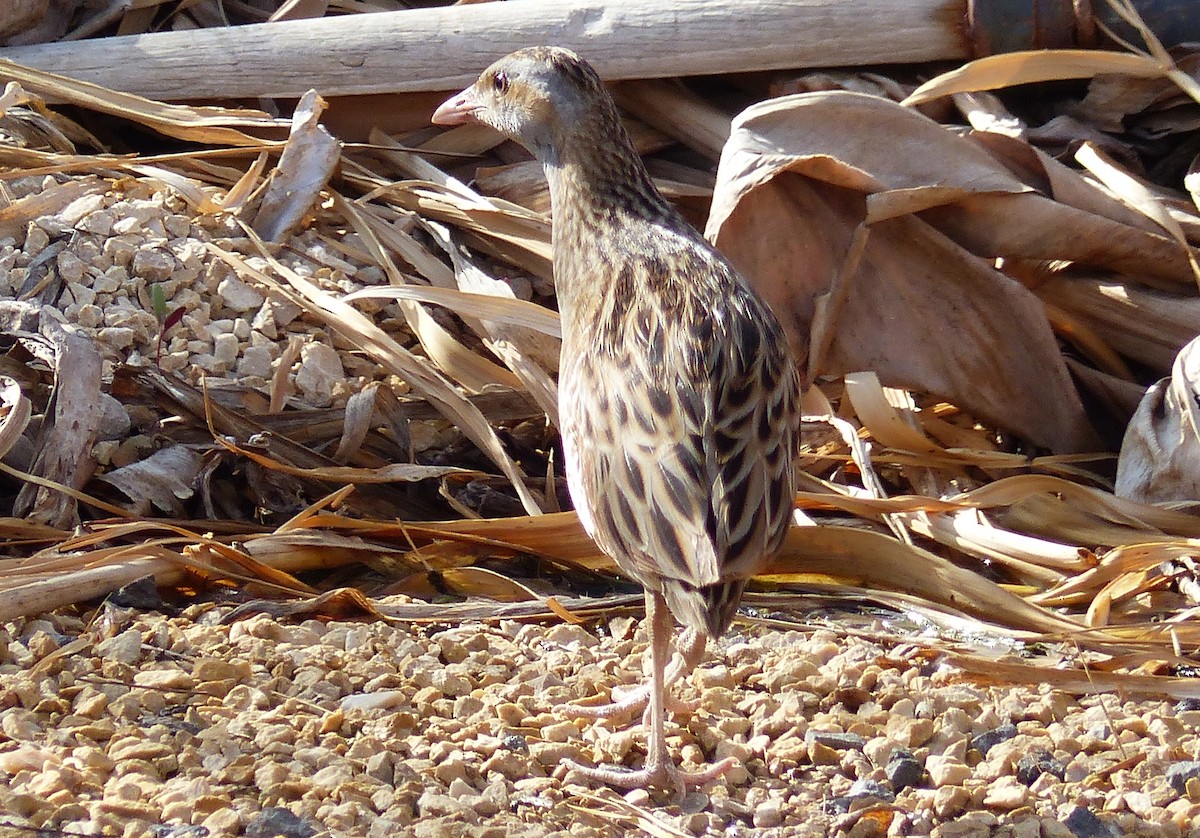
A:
[343, 285, 561, 338]
[1035, 275, 1200, 372]
[422, 218, 561, 421]
[98, 446, 204, 516]
[1073, 141, 1200, 286]
[252, 89, 341, 242]
[945, 651, 1200, 699]
[0, 374, 31, 462]
[336, 196, 522, 393]
[902, 50, 1171, 107]
[0, 301, 103, 527]
[708, 91, 1097, 452]
[763, 524, 1084, 635]
[1116, 335, 1200, 502]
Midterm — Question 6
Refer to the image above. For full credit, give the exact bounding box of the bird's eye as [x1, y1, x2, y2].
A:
[492, 72, 509, 94]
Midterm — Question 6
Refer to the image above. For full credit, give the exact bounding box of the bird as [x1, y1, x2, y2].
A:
[432, 47, 800, 795]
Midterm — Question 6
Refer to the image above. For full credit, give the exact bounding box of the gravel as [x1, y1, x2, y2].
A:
[2, 608, 1199, 837]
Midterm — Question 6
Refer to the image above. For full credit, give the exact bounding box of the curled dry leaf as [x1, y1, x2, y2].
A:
[252, 89, 341, 242]
[901, 50, 1172, 107]
[0, 301, 103, 527]
[1115, 334, 1200, 503]
[0, 374, 31, 463]
[98, 445, 204, 516]
[422, 218, 561, 422]
[707, 91, 1097, 452]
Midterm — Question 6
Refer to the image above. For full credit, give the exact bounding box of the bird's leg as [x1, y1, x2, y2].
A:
[562, 591, 737, 796]
[564, 625, 707, 721]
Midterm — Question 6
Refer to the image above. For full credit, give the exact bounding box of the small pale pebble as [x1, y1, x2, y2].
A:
[528, 741, 576, 766]
[78, 209, 116, 236]
[926, 754, 972, 787]
[889, 715, 935, 748]
[96, 629, 142, 664]
[539, 721, 578, 743]
[164, 214, 192, 238]
[453, 696, 485, 720]
[131, 249, 176, 281]
[132, 669, 195, 691]
[933, 785, 971, 818]
[92, 266, 125, 294]
[96, 395, 132, 441]
[983, 777, 1029, 809]
[67, 281, 96, 307]
[623, 788, 652, 808]
[430, 669, 471, 696]
[59, 193, 107, 225]
[695, 665, 735, 690]
[310, 764, 353, 794]
[251, 303, 279, 338]
[1122, 790, 1153, 817]
[191, 353, 224, 374]
[217, 276, 265, 312]
[159, 351, 189, 372]
[746, 733, 770, 756]
[200, 808, 241, 834]
[864, 736, 902, 767]
[435, 756, 470, 786]
[76, 304, 105, 329]
[111, 216, 144, 237]
[447, 778, 476, 800]
[715, 739, 752, 764]
[237, 344, 274, 378]
[56, 250, 85, 283]
[340, 691, 407, 712]
[103, 237, 137, 266]
[0, 744, 60, 773]
[294, 341, 345, 406]
[752, 798, 783, 828]
[543, 623, 599, 648]
[213, 333, 240, 365]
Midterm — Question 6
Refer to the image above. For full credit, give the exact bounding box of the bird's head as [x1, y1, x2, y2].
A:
[432, 47, 610, 162]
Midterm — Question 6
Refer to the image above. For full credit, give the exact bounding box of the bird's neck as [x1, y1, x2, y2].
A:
[542, 132, 673, 315]
[544, 130, 666, 218]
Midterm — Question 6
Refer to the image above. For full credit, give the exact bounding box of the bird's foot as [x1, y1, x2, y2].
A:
[564, 684, 698, 721]
[562, 756, 737, 799]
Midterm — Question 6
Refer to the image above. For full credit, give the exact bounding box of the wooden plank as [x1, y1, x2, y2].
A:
[0, 0, 968, 101]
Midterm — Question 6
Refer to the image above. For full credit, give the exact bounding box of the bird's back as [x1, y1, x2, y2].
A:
[558, 215, 800, 639]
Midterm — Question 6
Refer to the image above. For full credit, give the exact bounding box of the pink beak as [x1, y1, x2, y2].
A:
[432, 86, 482, 126]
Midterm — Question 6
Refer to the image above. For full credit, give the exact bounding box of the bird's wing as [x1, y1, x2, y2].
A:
[559, 258, 799, 593]
[705, 300, 800, 581]
[560, 348, 716, 590]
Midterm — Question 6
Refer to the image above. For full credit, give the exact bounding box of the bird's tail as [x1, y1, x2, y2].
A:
[662, 578, 748, 639]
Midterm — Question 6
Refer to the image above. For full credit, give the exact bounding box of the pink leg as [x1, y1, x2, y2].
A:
[562, 591, 737, 796]
[565, 622, 706, 721]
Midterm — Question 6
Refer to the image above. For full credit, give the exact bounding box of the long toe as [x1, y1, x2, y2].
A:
[563, 685, 699, 721]
[561, 756, 738, 800]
